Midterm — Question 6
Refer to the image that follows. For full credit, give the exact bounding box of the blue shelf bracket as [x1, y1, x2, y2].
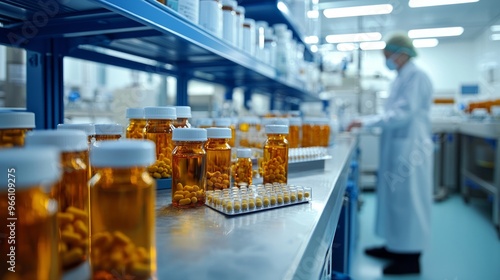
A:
[176, 71, 189, 106]
[224, 84, 235, 102]
[26, 38, 65, 129]
[243, 88, 252, 111]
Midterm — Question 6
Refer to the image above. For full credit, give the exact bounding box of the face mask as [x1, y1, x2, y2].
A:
[385, 57, 398, 70]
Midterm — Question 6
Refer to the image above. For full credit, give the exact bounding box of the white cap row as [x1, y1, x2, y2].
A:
[126, 106, 192, 119]
[57, 123, 123, 136]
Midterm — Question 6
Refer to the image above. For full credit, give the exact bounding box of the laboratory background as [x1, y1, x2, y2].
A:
[0, 0, 499, 279]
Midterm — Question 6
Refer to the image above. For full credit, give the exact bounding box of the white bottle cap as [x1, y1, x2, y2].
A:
[175, 106, 192, 118]
[265, 124, 289, 134]
[213, 118, 232, 127]
[0, 147, 61, 188]
[172, 128, 207, 141]
[58, 123, 96, 136]
[273, 23, 287, 34]
[91, 140, 156, 167]
[222, 0, 236, 8]
[95, 124, 123, 136]
[126, 108, 145, 119]
[206, 127, 232, 139]
[243, 18, 255, 27]
[25, 129, 88, 152]
[144, 106, 176, 120]
[289, 117, 302, 126]
[262, 117, 289, 126]
[237, 148, 252, 158]
[0, 112, 35, 129]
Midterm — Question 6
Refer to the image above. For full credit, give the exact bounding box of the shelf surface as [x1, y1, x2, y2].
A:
[459, 122, 500, 139]
[0, 0, 319, 101]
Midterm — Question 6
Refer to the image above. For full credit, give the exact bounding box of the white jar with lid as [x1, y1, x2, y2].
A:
[167, 0, 199, 24]
[222, 0, 237, 46]
[255, 21, 268, 61]
[242, 19, 256, 56]
[235, 6, 245, 49]
[264, 28, 277, 67]
[199, 0, 223, 38]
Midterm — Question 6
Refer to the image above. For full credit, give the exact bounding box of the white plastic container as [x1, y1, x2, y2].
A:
[255, 21, 268, 61]
[242, 19, 256, 56]
[199, 0, 223, 38]
[264, 28, 277, 67]
[235, 6, 245, 49]
[222, 0, 237, 46]
[167, 0, 199, 24]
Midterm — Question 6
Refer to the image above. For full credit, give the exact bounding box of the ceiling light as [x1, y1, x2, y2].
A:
[413, 38, 439, 48]
[491, 25, 500, 32]
[305, 36, 319, 44]
[336, 43, 357, 52]
[310, 45, 318, 52]
[323, 4, 393, 18]
[307, 10, 319, 19]
[277, 1, 289, 14]
[360, 41, 386, 50]
[409, 0, 479, 8]
[491, 34, 500, 41]
[312, 0, 319, 4]
[326, 32, 382, 43]
[408, 27, 464, 38]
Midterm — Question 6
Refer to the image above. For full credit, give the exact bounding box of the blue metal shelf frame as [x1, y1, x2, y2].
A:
[0, 0, 320, 128]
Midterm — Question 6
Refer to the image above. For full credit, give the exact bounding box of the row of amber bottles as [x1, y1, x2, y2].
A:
[0, 138, 158, 280]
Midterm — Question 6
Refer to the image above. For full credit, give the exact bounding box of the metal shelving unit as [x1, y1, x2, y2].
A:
[0, 0, 320, 129]
[459, 122, 500, 237]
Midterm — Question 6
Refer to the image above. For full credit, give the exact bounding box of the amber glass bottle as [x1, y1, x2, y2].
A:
[262, 125, 289, 184]
[0, 111, 35, 148]
[173, 106, 192, 128]
[233, 148, 253, 187]
[0, 147, 61, 280]
[126, 108, 146, 139]
[94, 123, 123, 141]
[205, 128, 232, 191]
[171, 128, 207, 208]
[89, 140, 157, 280]
[144, 106, 177, 179]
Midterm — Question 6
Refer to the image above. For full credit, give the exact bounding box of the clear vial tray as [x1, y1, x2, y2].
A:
[205, 183, 312, 216]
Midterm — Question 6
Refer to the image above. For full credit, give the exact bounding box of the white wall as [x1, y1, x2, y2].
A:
[359, 40, 478, 98]
[474, 18, 500, 99]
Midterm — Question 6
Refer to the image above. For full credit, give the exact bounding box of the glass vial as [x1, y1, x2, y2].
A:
[25, 129, 90, 271]
[172, 128, 207, 208]
[144, 106, 177, 179]
[263, 125, 289, 184]
[0, 147, 61, 280]
[94, 123, 123, 141]
[0, 111, 35, 148]
[205, 128, 232, 191]
[173, 106, 192, 128]
[126, 107, 146, 139]
[233, 148, 253, 187]
[89, 140, 156, 280]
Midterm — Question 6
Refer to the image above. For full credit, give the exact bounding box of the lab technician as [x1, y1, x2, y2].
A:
[347, 34, 434, 275]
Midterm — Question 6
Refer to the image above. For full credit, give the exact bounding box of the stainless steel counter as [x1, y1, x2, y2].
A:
[154, 136, 357, 280]
[459, 122, 500, 139]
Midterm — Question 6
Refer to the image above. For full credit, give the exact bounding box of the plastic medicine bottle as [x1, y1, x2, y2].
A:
[173, 106, 192, 128]
[89, 140, 157, 280]
[0, 111, 35, 148]
[94, 123, 123, 141]
[172, 128, 207, 208]
[262, 124, 289, 184]
[25, 129, 90, 271]
[0, 147, 61, 280]
[205, 127, 232, 191]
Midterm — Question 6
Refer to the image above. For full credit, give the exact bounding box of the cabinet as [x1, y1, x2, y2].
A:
[0, 0, 319, 129]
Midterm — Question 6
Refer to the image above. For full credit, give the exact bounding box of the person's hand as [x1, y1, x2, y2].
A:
[346, 120, 362, 132]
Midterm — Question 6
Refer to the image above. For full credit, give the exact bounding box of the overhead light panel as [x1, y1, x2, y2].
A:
[326, 32, 382, 43]
[336, 43, 357, 52]
[413, 38, 439, 48]
[323, 4, 393, 18]
[307, 10, 319, 19]
[360, 41, 386, 50]
[491, 25, 500, 32]
[408, 27, 464, 38]
[409, 0, 479, 8]
[305, 36, 319, 44]
[491, 34, 500, 41]
[311, 45, 318, 53]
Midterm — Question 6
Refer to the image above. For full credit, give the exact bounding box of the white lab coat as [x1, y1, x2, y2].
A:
[361, 61, 433, 252]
